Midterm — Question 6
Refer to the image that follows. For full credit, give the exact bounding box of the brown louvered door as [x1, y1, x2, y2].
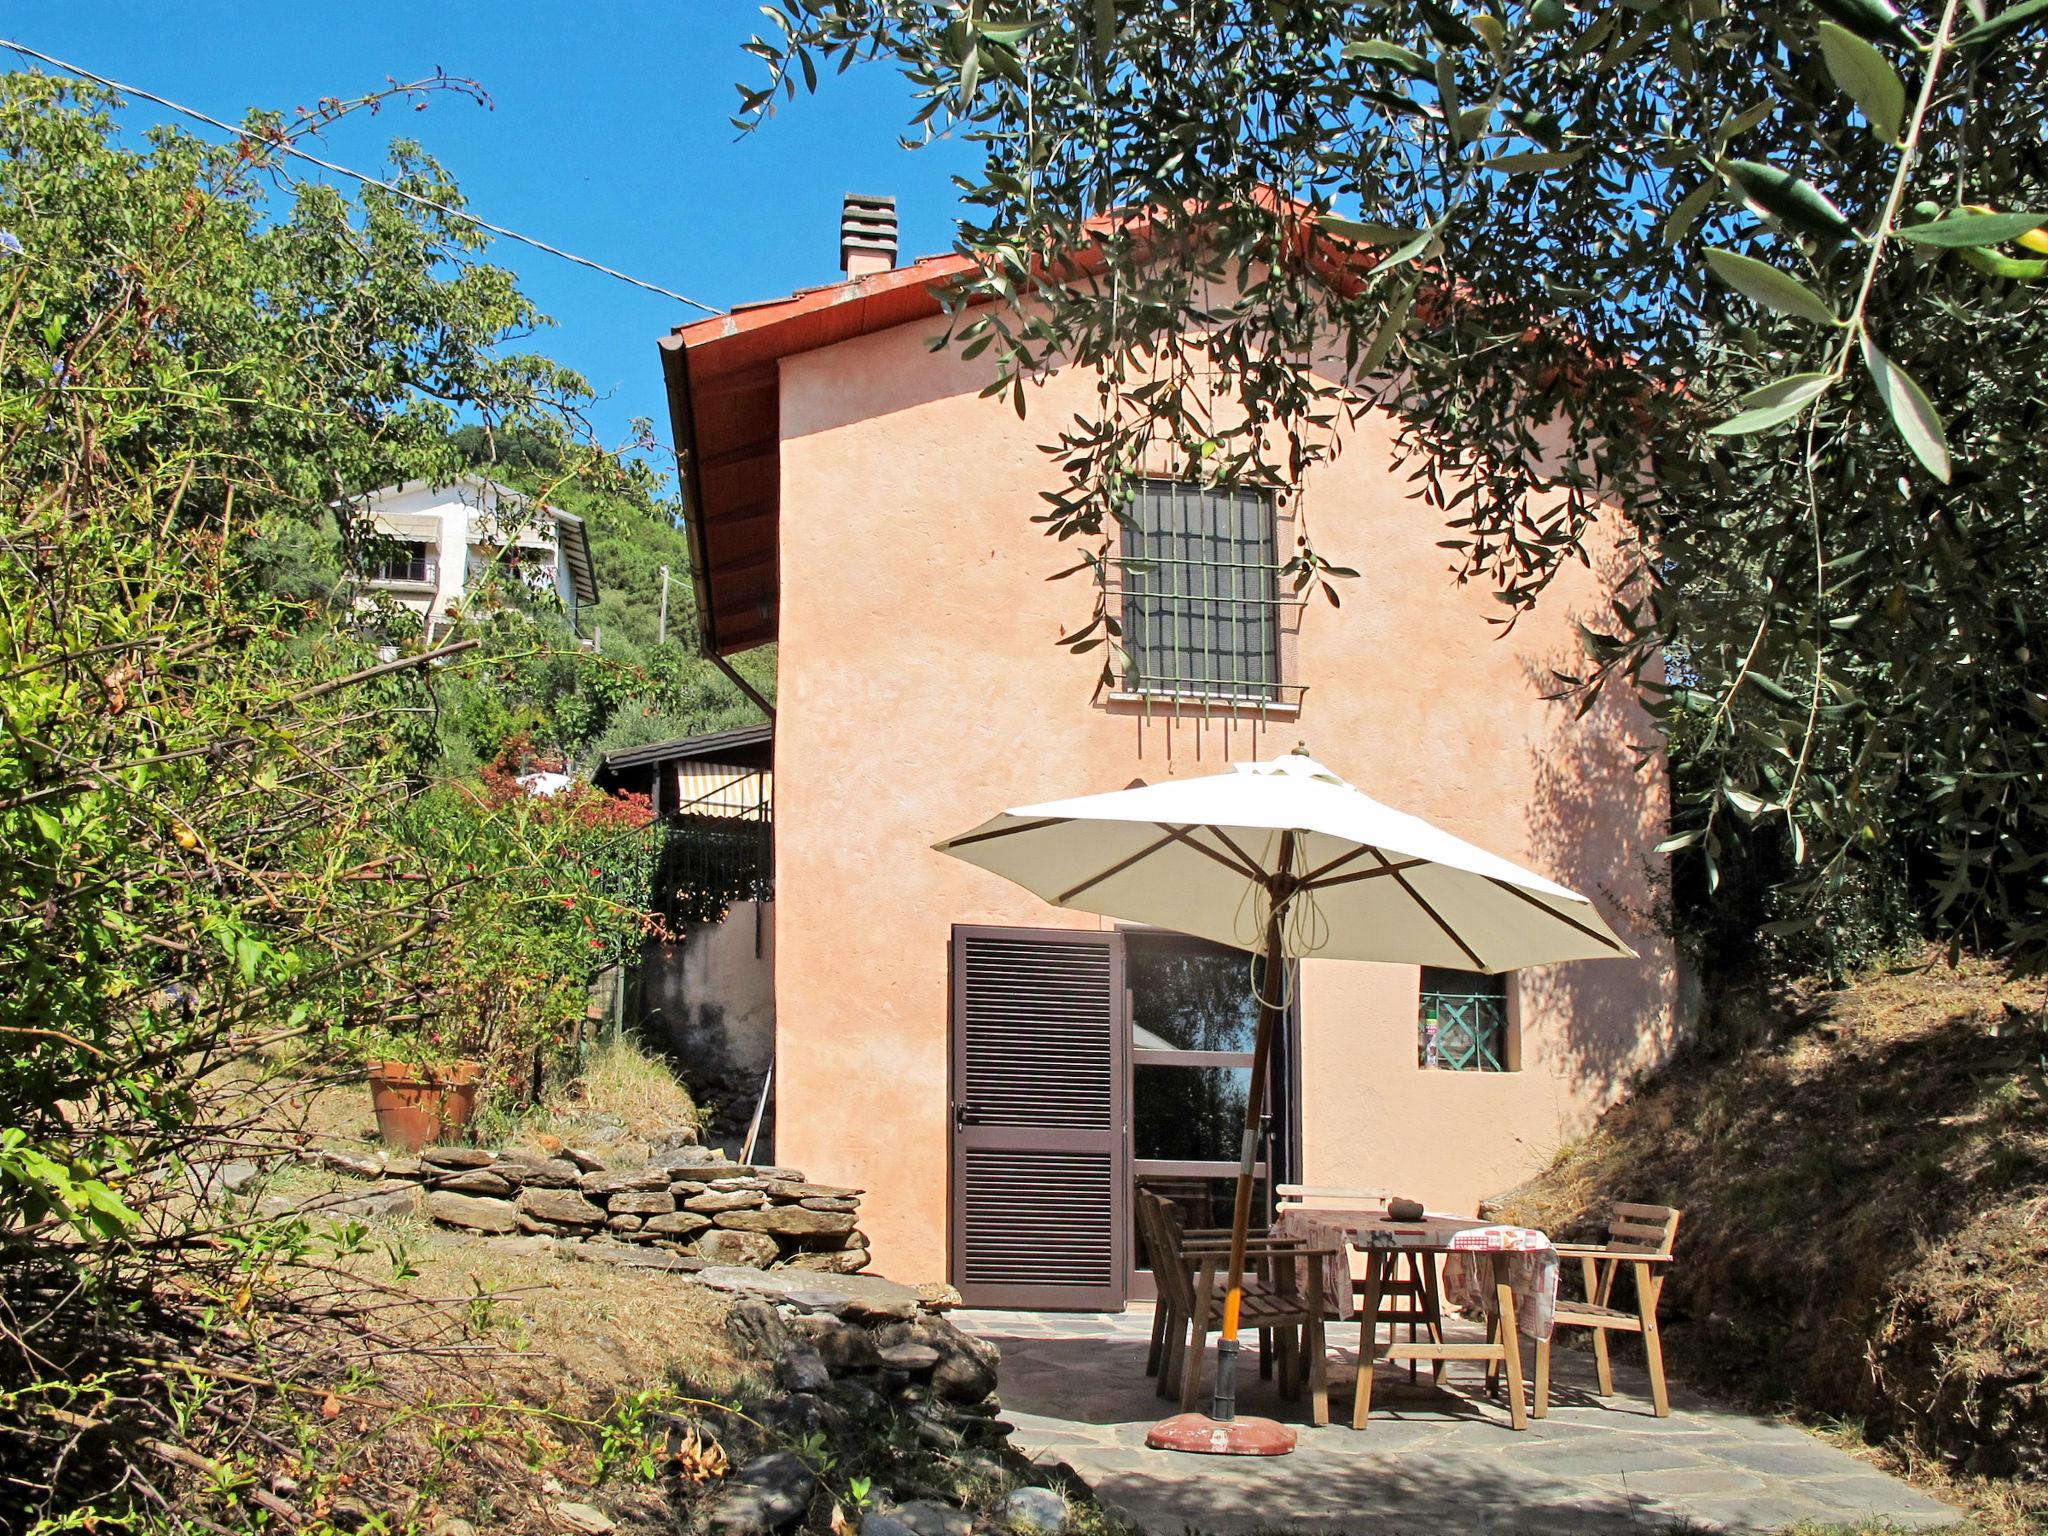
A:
[949, 926, 1129, 1311]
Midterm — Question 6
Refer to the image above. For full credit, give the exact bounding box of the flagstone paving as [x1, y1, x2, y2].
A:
[955, 1306, 1961, 1535]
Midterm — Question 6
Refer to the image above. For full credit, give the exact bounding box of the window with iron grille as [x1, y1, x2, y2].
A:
[1418, 967, 1512, 1072]
[1119, 480, 1281, 703]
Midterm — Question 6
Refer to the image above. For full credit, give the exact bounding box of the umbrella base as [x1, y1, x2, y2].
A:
[1145, 1412, 1297, 1456]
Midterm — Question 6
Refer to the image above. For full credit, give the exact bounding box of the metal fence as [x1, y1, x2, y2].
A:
[651, 770, 772, 929]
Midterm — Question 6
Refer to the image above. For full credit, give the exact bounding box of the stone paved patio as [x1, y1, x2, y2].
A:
[956, 1306, 1960, 1535]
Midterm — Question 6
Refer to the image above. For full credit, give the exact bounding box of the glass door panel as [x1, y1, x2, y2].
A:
[1125, 934, 1289, 1296]
[1135, 1064, 1251, 1161]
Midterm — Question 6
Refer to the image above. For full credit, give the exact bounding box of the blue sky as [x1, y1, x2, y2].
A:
[8, 2, 973, 485]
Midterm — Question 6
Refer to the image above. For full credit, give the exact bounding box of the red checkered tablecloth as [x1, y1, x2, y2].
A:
[1271, 1208, 1560, 1342]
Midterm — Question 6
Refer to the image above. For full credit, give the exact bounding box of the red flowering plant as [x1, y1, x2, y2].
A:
[350, 736, 662, 1089]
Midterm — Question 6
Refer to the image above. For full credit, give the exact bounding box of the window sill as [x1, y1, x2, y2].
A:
[1106, 691, 1301, 717]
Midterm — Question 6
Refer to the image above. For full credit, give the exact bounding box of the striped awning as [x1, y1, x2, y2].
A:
[671, 764, 770, 819]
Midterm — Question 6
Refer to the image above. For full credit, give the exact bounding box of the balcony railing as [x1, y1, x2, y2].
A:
[364, 556, 439, 589]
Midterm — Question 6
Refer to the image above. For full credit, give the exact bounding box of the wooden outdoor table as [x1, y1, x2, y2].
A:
[1272, 1208, 1559, 1432]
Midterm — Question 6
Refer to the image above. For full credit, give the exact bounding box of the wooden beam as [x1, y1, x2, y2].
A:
[696, 439, 780, 475]
[1057, 828, 1182, 904]
[1483, 878, 1630, 954]
[939, 816, 1073, 851]
[708, 652, 775, 722]
[1376, 850, 1486, 969]
[1152, 823, 1269, 885]
[1304, 857, 1429, 891]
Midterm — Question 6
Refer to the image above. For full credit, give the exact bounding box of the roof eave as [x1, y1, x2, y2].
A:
[550, 509, 600, 607]
[659, 331, 725, 658]
[597, 722, 775, 777]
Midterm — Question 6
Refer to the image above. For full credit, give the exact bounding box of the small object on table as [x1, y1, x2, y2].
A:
[1384, 1197, 1425, 1222]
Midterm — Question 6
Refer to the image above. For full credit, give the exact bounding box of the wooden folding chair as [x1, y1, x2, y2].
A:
[1136, 1189, 1296, 1395]
[1533, 1202, 1681, 1418]
[1137, 1191, 1336, 1424]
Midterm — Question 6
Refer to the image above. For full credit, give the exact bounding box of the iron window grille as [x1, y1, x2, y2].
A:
[1418, 967, 1511, 1072]
[1112, 479, 1303, 710]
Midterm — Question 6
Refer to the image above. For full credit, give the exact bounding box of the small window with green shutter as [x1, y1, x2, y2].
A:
[1418, 968, 1512, 1072]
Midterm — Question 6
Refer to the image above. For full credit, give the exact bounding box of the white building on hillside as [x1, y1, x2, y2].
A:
[351, 477, 600, 639]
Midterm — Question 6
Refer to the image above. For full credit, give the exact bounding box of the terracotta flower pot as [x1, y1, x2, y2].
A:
[366, 1059, 482, 1152]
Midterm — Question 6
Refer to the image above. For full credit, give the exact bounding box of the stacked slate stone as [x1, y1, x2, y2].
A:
[313, 1142, 869, 1273]
[680, 1293, 1059, 1536]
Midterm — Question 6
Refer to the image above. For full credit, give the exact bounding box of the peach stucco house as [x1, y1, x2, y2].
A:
[651, 196, 1679, 1310]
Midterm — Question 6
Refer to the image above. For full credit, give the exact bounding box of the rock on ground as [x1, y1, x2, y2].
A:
[1002, 1487, 1069, 1533]
[707, 1450, 813, 1534]
[776, 1344, 832, 1394]
[421, 1147, 494, 1170]
[608, 1190, 676, 1216]
[717, 1206, 859, 1239]
[686, 1189, 765, 1214]
[307, 1180, 422, 1221]
[880, 1500, 971, 1536]
[427, 1191, 520, 1233]
[694, 1229, 780, 1267]
[434, 1168, 513, 1197]
[694, 1266, 925, 1322]
[319, 1148, 386, 1180]
[781, 1248, 871, 1274]
[516, 1188, 606, 1228]
[644, 1210, 712, 1238]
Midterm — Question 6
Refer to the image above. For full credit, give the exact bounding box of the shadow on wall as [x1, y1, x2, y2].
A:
[1518, 610, 1679, 1115]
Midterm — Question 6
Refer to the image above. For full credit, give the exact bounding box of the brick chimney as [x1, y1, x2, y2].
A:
[839, 193, 898, 279]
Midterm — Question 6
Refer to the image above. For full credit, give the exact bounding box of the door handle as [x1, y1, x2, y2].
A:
[954, 1104, 986, 1128]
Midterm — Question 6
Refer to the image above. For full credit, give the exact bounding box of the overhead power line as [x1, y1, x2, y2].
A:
[0, 39, 724, 315]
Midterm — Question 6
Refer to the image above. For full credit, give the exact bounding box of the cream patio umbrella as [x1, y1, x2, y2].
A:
[934, 749, 1634, 1454]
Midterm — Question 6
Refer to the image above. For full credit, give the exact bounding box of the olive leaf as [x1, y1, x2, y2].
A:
[1662, 179, 1718, 246]
[1815, 21, 1906, 142]
[1719, 158, 1858, 244]
[1960, 246, 2048, 279]
[1955, 0, 2048, 49]
[1894, 211, 2048, 246]
[1811, 0, 1912, 42]
[1708, 371, 1834, 434]
[972, 17, 1049, 46]
[1705, 248, 1839, 324]
[1485, 149, 1588, 174]
[1359, 275, 1418, 374]
[1319, 217, 1428, 245]
[1342, 39, 1433, 77]
[1861, 333, 1951, 482]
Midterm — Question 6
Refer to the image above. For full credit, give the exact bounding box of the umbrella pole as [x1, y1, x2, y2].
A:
[1210, 891, 1287, 1423]
[1147, 868, 1299, 1456]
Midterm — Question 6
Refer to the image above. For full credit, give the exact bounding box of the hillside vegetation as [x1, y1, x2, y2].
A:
[1494, 955, 2048, 1523]
[435, 426, 775, 775]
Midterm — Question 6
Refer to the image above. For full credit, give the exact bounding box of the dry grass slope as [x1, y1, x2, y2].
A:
[1493, 953, 2048, 1531]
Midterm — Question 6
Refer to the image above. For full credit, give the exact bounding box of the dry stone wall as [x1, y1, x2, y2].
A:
[309, 1141, 869, 1273]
